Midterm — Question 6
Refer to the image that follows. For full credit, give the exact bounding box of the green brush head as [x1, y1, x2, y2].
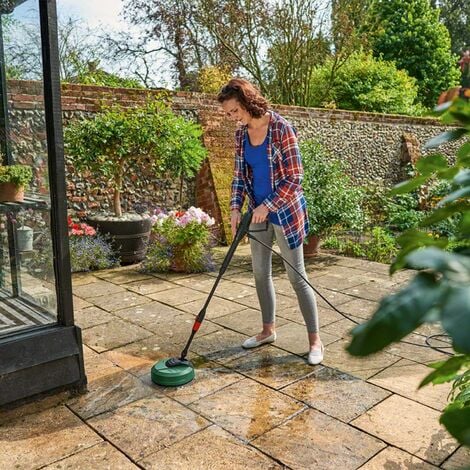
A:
[151, 358, 195, 387]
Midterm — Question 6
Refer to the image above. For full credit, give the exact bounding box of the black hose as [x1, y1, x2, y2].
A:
[246, 229, 453, 357]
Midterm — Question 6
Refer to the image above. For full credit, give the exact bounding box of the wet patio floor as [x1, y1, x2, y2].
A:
[1, 246, 469, 469]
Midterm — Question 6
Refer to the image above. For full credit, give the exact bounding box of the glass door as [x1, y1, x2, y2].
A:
[0, 0, 57, 337]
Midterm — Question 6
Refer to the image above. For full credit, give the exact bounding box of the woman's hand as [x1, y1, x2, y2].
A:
[252, 204, 269, 224]
[231, 210, 241, 237]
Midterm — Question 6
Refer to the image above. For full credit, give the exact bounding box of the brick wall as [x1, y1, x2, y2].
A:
[7, 80, 455, 243]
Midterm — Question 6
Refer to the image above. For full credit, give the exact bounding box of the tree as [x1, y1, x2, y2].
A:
[121, 0, 368, 104]
[100, 31, 167, 89]
[436, 0, 470, 55]
[365, 0, 460, 108]
[122, 0, 241, 90]
[190, 0, 272, 93]
[264, 0, 331, 106]
[4, 16, 108, 82]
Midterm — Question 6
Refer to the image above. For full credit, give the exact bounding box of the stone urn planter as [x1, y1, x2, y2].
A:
[87, 213, 152, 264]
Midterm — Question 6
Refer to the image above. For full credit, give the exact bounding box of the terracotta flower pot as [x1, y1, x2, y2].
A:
[0, 183, 24, 202]
[303, 234, 321, 257]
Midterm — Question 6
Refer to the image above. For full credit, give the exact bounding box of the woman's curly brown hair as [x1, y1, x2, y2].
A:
[217, 78, 269, 118]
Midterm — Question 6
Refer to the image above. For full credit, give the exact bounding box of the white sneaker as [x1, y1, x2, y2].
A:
[307, 343, 324, 365]
[242, 333, 277, 349]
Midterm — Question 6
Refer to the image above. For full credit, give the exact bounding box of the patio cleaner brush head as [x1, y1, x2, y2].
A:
[151, 212, 254, 387]
[151, 357, 195, 387]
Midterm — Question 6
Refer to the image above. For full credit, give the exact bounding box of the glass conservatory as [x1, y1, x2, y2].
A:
[0, 0, 86, 405]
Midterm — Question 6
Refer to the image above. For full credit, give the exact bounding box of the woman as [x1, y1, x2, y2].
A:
[217, 78, 323, 365]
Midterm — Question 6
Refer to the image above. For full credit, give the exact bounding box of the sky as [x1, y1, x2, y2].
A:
[12, 0, 171, 87]
[56, 0, 126, 32]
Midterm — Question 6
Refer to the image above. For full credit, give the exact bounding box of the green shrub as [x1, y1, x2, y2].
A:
[364, 0, 460, 108]
[308, 52, 423, 115]
[324, 227, 398, 263]
[300, 140, 365, 237]
[363, 227, 399, 263]
[197, 66, 232, 94]
[383, 193, 424, 232]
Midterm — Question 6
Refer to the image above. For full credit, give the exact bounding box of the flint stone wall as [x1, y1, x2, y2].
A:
[8, 80, 461, 241]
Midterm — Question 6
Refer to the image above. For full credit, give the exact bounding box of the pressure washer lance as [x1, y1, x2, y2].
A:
[151, 211, 452, 387]
[151, 212, 256, 386]
[171, 211, 254, 367]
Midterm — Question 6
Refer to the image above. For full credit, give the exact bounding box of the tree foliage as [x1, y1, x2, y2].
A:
[264, 0, 331, 106]
[364, 0, 460, 107]
[4, 16, 103, 81]
[122, 0, 369, 104]
[64, 99, 207, 216]
[436, 0, 470, 55]
[308, 51, 423, 115]
[122, 0, 241, 90]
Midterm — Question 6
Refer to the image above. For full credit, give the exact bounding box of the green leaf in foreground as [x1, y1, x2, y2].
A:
[420, 356, 470, 388]
[440, 405, 470, 446]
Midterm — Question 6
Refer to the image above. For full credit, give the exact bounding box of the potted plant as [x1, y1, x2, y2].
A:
[0, 164, 33, 202]
[64, 98, 207, 263]
[142, 207, 215, 273]
[300, 140, 365, 256]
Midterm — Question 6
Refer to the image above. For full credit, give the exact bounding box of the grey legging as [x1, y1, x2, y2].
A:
[249, 221, 319, 333]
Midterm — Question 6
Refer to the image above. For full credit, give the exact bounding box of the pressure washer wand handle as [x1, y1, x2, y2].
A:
[179, 212, 252, 360]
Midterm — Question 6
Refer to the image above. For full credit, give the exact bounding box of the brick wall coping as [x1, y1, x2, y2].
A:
[8, 79, 444, 126]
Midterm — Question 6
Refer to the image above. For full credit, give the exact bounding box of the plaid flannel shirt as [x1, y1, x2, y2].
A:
[230, 111, 309, 249]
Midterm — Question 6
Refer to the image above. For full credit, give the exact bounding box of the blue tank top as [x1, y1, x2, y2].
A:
[244, 133, 280, 225]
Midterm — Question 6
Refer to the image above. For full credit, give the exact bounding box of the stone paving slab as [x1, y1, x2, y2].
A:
[441, 446, 470, 469]
[73, 305, 115, 329]
[351, 395, 458, 465]
[359, 446, 439, 469]
[88, 395, 209, 461]
[368, 358, 452, 411]
[82, 318, 154, 353]
[147, 286, 208, 305]
[251, 407, 386, 470]
[139, 425, 281, 469]
[0, 406, 102, 469]
[188, 378, 305, 441]
[100, 335, 190, 377]
[178, 296, 249, 319]
[211, 307, 290, 335]
[42, 441, 139, 469]
[224, 345, 315, 389]
[68, 368, 155, 420]
[125, 278, 176, 295]
[322, 338, 401, 379]
[282, 366, 391, 423]
[2, 252, 465, 469]
[73, 280, 126, 299]
[273, 321, 340, 355]
[86, 290, 153, 312]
